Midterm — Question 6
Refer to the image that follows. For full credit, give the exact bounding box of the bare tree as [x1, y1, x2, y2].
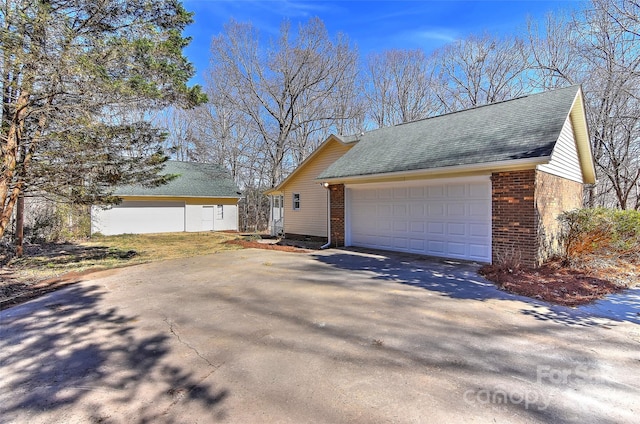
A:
[526, 14, 584, 90]
[527, 0, 640, 209]
[596, 0, 640, 37]
[581, 0, 640, 209]
[209, 17, 360, 188]
[432, 34, 530, 111]
[365, 49, 440, 127]
[154, 108, 201, 162]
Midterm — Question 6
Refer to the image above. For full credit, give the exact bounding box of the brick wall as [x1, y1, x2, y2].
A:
[535, 170, 583, 262]
[492, 169, 584, 267]
[492, 170, 538, 267]
[329, 184, 345, 247]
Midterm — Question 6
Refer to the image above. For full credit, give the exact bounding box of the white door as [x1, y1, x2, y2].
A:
[95, 200, 185, 235]
[202, 206, 215, 231]
[270, 195, 284, 236]
[347, 177, 491, 262]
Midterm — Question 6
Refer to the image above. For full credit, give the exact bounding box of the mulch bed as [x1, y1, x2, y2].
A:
[479, 261, 626, 306]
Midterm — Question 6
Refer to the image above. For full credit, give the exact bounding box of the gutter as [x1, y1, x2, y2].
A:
[320, 182, 331, 249]
[317, 156, 549, 185]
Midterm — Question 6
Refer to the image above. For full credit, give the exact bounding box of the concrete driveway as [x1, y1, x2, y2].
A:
[0, 248, 638, 423]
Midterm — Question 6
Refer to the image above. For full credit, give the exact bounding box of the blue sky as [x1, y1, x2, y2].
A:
[182, 0, 585, 86]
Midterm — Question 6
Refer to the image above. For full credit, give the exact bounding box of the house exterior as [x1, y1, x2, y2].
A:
[267, 136, 357, 238]
[91, 161, 241, 235]
[268, 86, 596, 267]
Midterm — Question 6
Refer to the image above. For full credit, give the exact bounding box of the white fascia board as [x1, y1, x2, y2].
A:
[317, 157, 549, 185]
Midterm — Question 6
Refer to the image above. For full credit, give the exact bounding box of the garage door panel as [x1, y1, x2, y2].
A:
[470, 182, 491, 198]
[409, 203, 424, 217]
[448, 242, 466, 256]
[447, 222, 466, 236]
[393, 204, 407, 216]
[393, 238, 408, 249]
[447, 184, 466, 197]
[409, 239, 425, 250]
[428, 186, 445, 198]
[378, 236, 392, 247]
[469, 202, 489, 217]
[427, 222, 445, 235]
[349, 178, 491, 262]
[393, 221, 407, 232]
[447, 203, 466, 217]
[410, 221, 425, 233]
[428, 240, 446, 255]
[470, 223, 490, 237]
[379, 205, 392, 217]
[379, 221, 392, 232]
[428, 203, 445, 216]
[378, 188, 392, 199]
[410, 187, 425, 198]
[393, 187, 408, 199]
[469, 244, 489, 258]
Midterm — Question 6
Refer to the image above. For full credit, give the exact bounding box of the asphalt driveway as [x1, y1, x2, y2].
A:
[0, 248, 638, 423]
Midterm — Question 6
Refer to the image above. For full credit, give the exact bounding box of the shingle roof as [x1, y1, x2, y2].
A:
[115, 161, 241, 198]
[318, 86, 581, 180]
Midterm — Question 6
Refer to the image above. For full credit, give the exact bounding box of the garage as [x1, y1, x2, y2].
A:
[94, 200, 185, 235]
[90, 161, 242, 236]
[346, 177, 491, 262]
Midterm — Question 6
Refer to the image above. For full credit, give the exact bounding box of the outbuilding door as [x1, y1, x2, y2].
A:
[98, 200, 185, 235]
[202, 206, 215, 231]
[347, 177, 491, 262]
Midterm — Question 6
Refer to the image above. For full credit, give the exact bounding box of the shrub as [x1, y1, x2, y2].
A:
[25, 201, 91, 243]
[559, 208, 640, 263]
[242, 233, 262, 242]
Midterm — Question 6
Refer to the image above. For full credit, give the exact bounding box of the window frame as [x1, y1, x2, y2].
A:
[292, 193, 301, 210]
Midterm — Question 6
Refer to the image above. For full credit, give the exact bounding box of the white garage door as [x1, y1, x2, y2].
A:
[347, 177, 491, 262]
[95, 200, 185, 235]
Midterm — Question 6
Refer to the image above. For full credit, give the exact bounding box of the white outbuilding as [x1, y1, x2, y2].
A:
[91, 161, 242, 235]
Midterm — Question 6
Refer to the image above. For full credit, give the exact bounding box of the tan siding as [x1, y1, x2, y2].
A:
[538, 117, 583, 183]
[282, 141, 353, 237]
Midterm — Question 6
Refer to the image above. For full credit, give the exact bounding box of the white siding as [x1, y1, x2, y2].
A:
[185, 204, 204, 232]
[92, 200, 239, 235]
[185, 204, 238, 232]
[91, 200, 185, 235]
[538, 117, 584, 183]
[214, 204, 238, 231]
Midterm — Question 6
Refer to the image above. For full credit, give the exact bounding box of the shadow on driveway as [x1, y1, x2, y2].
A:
[312, 248, 640, 327]
[0, 284, 228, 423]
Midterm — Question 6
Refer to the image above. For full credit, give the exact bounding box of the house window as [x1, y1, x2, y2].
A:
[293, 193, 300, 210]
[216, 205, 223, 219]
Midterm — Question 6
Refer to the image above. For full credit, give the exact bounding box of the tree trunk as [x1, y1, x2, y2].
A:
[15, 194, 24, 257]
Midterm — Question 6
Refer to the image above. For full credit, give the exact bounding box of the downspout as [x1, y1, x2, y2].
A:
[320, 182, 331, 249]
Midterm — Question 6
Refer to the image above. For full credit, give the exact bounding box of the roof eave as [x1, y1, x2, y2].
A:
[117, 194, 242, 199]
[569, 88, 597, 184]
[264, 188, 282, 195]
[317, 157, 549, 185]
[263, 134, 356, 195]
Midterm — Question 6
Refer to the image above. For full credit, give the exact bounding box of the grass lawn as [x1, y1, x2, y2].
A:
[1, 232, 242, 308]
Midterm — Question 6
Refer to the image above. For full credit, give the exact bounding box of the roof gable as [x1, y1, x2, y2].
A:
[115, 161, 241, 198]
[319, 86, 588, 181]
[265, 134, 356, 194]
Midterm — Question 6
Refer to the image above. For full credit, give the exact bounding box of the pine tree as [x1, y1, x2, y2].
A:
[1, 0, 206, 250]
